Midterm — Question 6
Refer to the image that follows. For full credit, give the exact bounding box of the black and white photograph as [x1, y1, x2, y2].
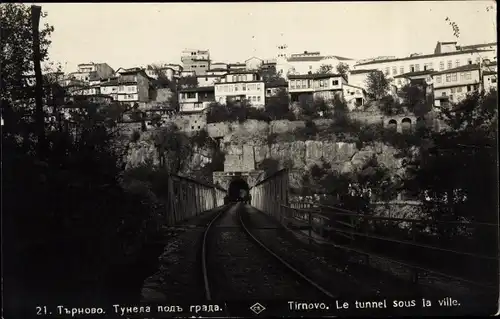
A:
[2, 1, 498, 318]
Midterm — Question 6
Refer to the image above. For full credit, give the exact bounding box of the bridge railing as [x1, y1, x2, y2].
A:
[281, 202, 498, 290]
[164, 174, 226, 226]
[249, 170, 497, 291]
[250, 169, 289, 221]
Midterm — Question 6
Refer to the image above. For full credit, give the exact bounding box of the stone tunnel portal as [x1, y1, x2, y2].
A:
[226, 178, 251, 204]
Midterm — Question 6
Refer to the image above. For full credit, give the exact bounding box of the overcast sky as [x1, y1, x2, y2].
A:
[35, 2, 496, 73]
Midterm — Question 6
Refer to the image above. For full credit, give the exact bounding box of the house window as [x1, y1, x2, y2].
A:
[187, 92, 196, 98]
[385, 67, 390, 75]
[442, 92, 447, 96]
[119, 86, 125, 91]
[429, 62, 434, 70]
[257, 84, 261, 90]
[397, 79, 401, 85]
[467, 58, 472, 65]
[242, 84, 246, 91]
[492, 77, 497, 83]
[332, 80, 339, 86]
[452, 73, 457, 81]
[309, 65, 312, 70]
[392, 67, 397, 75]
[450, 95, 454, 101]
[400, 66, 404, 74]
[291, 81, 296, 89]
[455, 60, 460, 68]
[415, 64, 420, 71]
[128, 86, 134, 92]
[475, 57, 481, 63]
[465, 72, 471, 80]
[447, 60, 452, 69]
[257, 96, 261, 102]
[457, 87, 462, 92]
[410, 64, 414, 72]
[460, 72, 465, 81]
[451, 88, 455, 93]
[439, 61, 445, 70]
[252, 96, 256, 101]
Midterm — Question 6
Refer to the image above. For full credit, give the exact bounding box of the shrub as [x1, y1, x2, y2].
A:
[129, 130, 140, 143]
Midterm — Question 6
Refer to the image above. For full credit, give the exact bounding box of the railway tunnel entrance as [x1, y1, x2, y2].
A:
[226, 178, 251, 204]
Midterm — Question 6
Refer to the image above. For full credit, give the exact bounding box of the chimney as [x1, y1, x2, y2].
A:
[304, 51, 308, 54]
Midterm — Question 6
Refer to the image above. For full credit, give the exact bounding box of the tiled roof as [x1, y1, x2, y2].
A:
[460, 42, 497, 50]
[288, 73, 341, 80]
[393, 70, 435, 79]
[245, 56, 263, 62]
[101, 80, 139, 86]
[179, 86, 215, 93]
[431, 64, 480, 76]
[343, 83, 364, 90]
[483, 70, 497, 76]
[350, 69, 378, 75]
[323, 55, 354, 61]
[265, 80, 288, 88]
[434, 82, 479, 90]
[208, 68, 228, 72]
[287, 56, 324, 62]
[355, 49, 494, 66]
[227, 70, 258, 75]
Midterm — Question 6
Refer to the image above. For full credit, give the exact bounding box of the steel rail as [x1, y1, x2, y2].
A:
[238, 204, 336, 299]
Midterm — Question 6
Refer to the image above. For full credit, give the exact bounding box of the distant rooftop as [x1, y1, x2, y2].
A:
[431, 63, 480, 76]
[288, 73, 342, 80]
[355, 49, 494, 66]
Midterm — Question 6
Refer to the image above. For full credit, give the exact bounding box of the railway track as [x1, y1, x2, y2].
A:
[201, 202, 335, 302]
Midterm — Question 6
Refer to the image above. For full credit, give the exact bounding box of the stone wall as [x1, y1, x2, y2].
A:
[221, 140, 403, 177]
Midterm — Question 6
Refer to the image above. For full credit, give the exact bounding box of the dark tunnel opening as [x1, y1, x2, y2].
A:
[226, 178, 251, 204]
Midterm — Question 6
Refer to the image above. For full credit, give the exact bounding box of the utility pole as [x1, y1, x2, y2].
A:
[31, 5, 46, 158]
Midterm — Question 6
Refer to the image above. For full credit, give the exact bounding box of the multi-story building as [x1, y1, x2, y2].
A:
[245, 57, 263, 70]
[432, 64, 482, 107]
[181, 49, 210, 76]
[178, 86, 215, 113]
[280, 51, 356, 79]
[288, 73, 348, 105]
[211, 62, 228, 70]
[265, 79, 288, 98]
[346, 69, 378, 91]
[482, 64, 497, 92]
[196, 74, 222, 87]
[392, 69, 435, 92]
[206, 68, 228, 76]
[72, 62, 114, 82]
[100, 69, 152, 107]
[144, 65, 176, 81]
[214, 71, 265, 108]
[342, 84, 366, 109]
[353, 41, 496, 82]
[228, 63, 246, 72]
[180, 70, 196, 78]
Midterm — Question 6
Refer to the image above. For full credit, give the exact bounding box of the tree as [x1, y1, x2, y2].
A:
[178, 75, 198, 89]
[316, 64, 334, 75]
[332, 95, 349, 125]
[398, 82, 433, 116]
[1, 3, 54, 104]
[336, 62, 350, 81]
[153, 123, 192, 174]
[265, 88, 294, 120]
[403, 90, 497, 225]
[365, 70, 390, 100]
[258, 65, 282, 82]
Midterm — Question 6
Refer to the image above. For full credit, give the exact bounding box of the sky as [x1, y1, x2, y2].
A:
[33, 1, 497, 73]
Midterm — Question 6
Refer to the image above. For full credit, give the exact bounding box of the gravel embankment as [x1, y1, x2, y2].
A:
[140, 206, 228, 303]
